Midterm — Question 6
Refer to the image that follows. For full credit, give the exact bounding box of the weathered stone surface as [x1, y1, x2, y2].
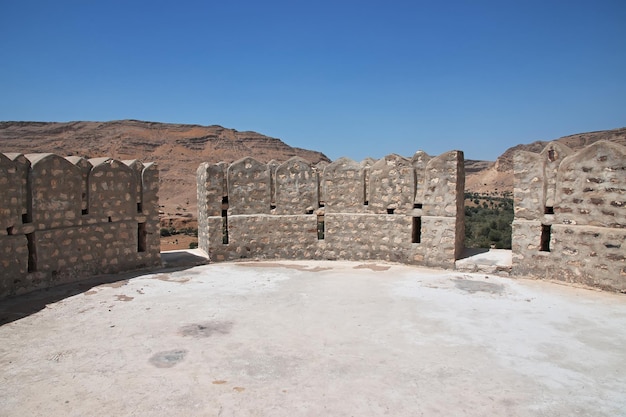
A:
[513, 151, 544, 220]
[274, 157, 317, 215]
[368, 154, 414, 214]
[541, 142, 573, 208]
[423, 151, 464, 218]
[323, 158, 365, 213]
[556, 141, 625, 228]
[0, 153, 161, 299]
[411, 150, 431, 205]
[198, 151, 465, 270]
[26, 153, 83, 230]
[67, 156, 93, 213]
[0, 153, 21, 230]
[512, 141, 626, 291]
[227, 157, 270, 215]
[88, 158, 137, 222]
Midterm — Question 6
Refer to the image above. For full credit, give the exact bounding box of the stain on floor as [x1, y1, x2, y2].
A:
[154, 274, 190, 284]
[452, 277, 504, 295]
[236, 262, 331, 272]
[178, 321, 233, 338]
[149, 349, 188, 368]
[354, 263, 391, 272]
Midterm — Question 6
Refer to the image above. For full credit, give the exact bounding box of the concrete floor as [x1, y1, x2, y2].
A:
[1, 253, 625, 416]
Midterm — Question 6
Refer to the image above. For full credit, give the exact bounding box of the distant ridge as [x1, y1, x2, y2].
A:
[0, 120, 330, 216]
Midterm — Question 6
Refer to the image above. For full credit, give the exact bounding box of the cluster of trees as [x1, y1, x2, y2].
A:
[464, 192, 513, 249]
[160, 226, 198, 237]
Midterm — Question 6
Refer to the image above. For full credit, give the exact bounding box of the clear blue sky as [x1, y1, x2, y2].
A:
[1, 0, 625, 161]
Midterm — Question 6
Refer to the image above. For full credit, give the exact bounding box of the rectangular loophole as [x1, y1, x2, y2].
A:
[387, 208, 395, 214]
[412, 217, 422, 243]
[81, 209, 88, 215]
[27, 233, 36, 272]
[540, 224, 551, 252]
[137, 223, 146, 252]
[108, 216, 112, 223]
[137, 202, 143, 213]
[317, 215, 325, 240]
[6, 226, 14, 235]
[413, 203, 423, 209]
[22, 213, 29, 224]
[544, 206, 554, 214]
[222, 209, 229, 244]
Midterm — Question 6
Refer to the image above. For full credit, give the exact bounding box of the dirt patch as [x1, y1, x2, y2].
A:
[178, 321, 233, 338]
[236, 262, 331, 272]
[452, 277, 504, 295]
[99, 280, 129, 289]
[149, 349, 187, 368]
[354, 263, 391, 272]
[153, 274, 190, 284]
[115, 294, 134, 302]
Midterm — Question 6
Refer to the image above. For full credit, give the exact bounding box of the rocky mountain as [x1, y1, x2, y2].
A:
[465, 127, 626, 195]
[2, 120, 624, 216]
[0, 120, 330, 216]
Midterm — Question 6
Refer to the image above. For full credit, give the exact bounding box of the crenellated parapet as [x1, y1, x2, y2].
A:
[512, 141, 626, 291]
[198, 151, 465, 268]
[0, 153, 161, 298]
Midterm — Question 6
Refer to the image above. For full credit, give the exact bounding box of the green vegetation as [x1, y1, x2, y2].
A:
[160, 226, 198, 238]
[464, 191, 513, 249]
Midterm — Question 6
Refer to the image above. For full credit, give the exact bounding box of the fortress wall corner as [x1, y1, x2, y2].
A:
[0, 153, 161, 299]
[512, 141, 626, 291]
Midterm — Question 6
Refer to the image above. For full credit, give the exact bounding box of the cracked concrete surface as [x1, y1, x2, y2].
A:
[1, 255, 625, 416]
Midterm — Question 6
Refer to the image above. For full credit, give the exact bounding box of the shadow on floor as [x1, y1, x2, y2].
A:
[0, 250, 209, 326]
[457, 247, 490, 260]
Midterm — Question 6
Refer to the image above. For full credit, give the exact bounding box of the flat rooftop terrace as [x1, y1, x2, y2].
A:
[1, 252, 625, 416]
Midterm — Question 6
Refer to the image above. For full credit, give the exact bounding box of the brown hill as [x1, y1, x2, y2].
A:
[0, 120, 330, 217]
[465, 127, 626, 195]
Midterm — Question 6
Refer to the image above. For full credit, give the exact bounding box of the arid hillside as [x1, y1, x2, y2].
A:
[2, 120, 624, 218]
[0, 120, 330, 217]
[465, 127, 626, 194]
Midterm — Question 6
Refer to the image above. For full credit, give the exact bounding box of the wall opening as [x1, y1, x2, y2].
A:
[412, 217, 422, 243]
[544, 206, 554, 214]
[137, 202, 143, 213]
[387, 208, 395, 214]
[221, 196, 229, 244]
[81, 209, 88, 215]
[317, 214, 325, 240]
[414, 203, 423, 209]
[26, 233, 36, 272]
[137, 222, 146, 252]
[108, 216, 112, 223]
[221, 210, 229, 245]
[6, 226, 14, 235]
[540, 224, 551, 252]
[22, 213, 29, 224]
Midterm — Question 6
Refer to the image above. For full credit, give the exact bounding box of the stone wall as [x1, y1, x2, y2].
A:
[512, 141, 626, 291]
[0, 153, 161, 298]
[198, 151, 465, 269]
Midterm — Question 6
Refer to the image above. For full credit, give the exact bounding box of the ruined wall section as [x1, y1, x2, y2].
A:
[198, 151, 465, 268]
[512, 141, 626, 291]
[0, 153, 161, 298]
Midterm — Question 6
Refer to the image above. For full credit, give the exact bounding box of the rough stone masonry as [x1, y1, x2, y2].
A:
[0, 153, 161, 298]
[197, 150, 465, 269]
